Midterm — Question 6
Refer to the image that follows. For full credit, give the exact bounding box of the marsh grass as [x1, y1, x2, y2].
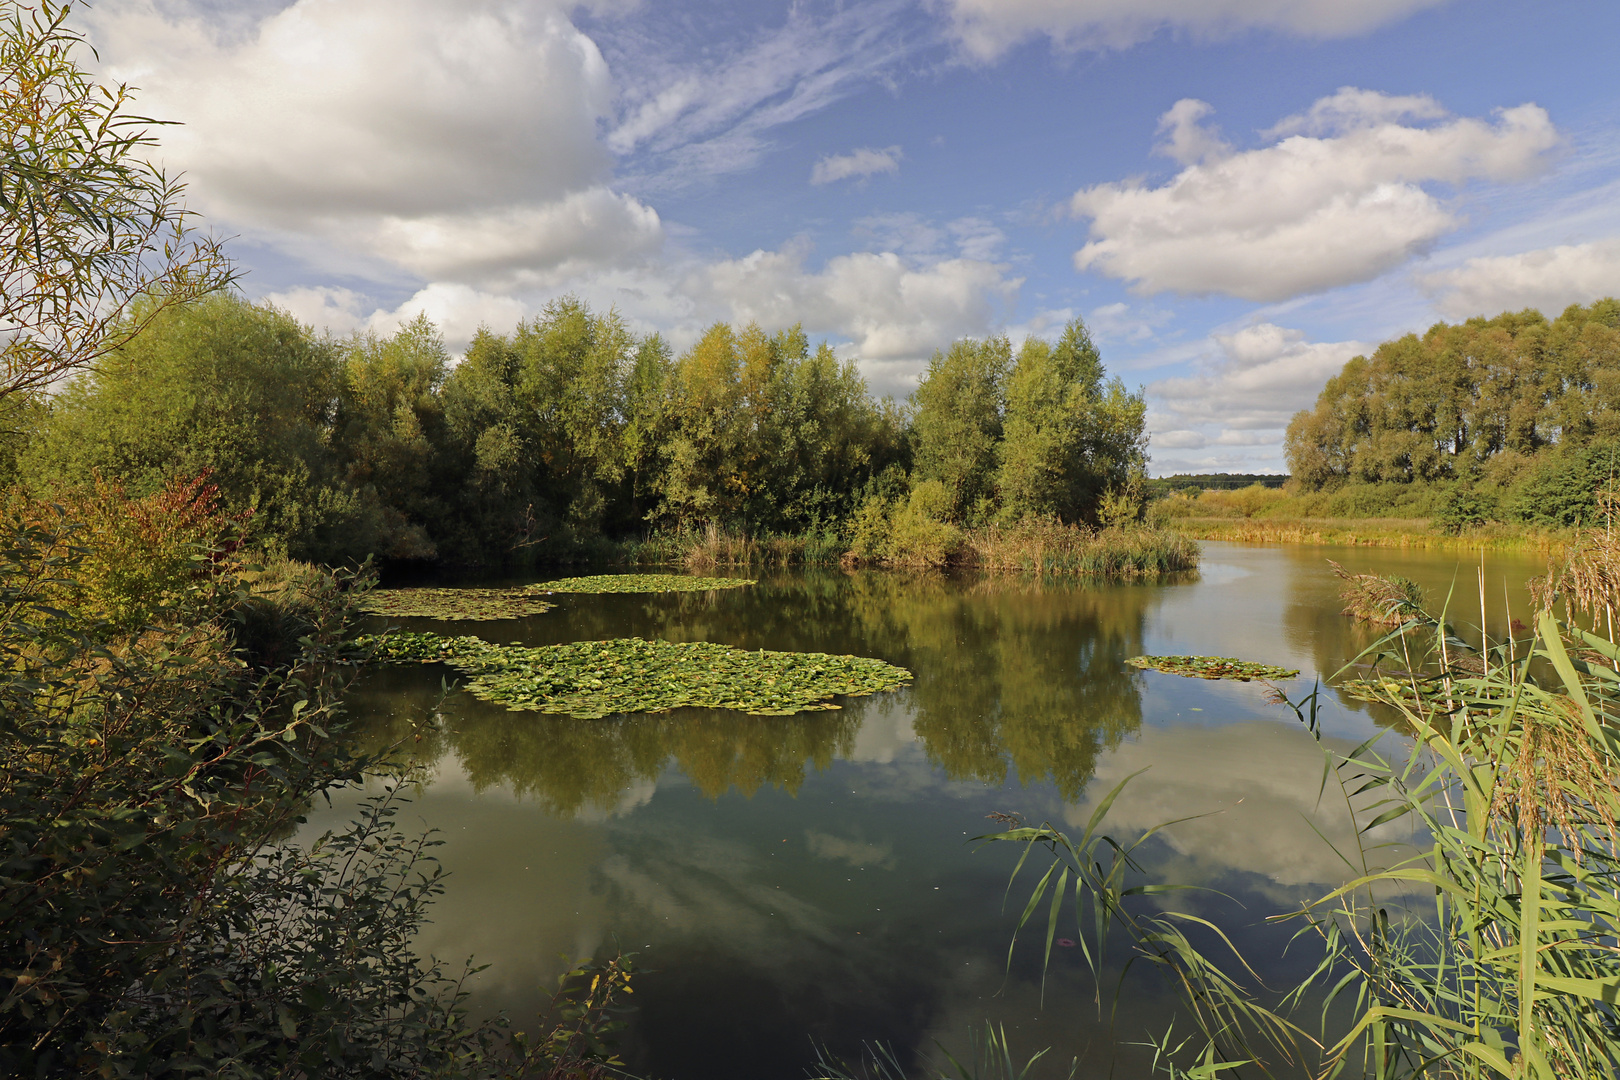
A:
[1162, 514, 1570, 555]
[1330, 559, 1427, 626]
[959, 522, 1199, 577]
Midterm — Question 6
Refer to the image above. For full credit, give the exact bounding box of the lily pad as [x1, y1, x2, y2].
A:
[363, 632, 911, 719]
[528, 574, 756, 594]
[358, 587, 556, 621]
[1126, 655, 1300, 682]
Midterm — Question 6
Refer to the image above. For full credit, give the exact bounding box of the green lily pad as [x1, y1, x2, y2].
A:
[528, 574, 756, 594]
[358, 587, 556, 621]
[362, 632, 911, 719]
[1126, 655, 1300, 682]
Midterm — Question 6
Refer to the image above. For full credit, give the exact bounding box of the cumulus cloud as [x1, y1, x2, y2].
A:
[86, 0, 663, 285]
[261, 282, 531, 352]
[810, 146, 903, 185]
[1148, 323, 1368, 451]
[1421, 238, 1620, 320]
[689, 240, 1022, 388]
[941, 0, 1449, 60]
[1072, 90, 1560, 302]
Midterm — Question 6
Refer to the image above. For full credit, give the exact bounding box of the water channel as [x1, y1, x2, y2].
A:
[318, 541, 1552, 1079]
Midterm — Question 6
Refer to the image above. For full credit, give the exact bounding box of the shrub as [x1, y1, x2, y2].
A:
[886, 480, 962, 567]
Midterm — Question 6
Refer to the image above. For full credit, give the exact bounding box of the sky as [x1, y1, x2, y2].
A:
[80, 0, 1620, 475]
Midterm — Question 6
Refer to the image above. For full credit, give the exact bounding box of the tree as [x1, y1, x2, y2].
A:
[20, 294, 373, 561]
[996, 318, 1147, 523]
[0, 0, 232, 412]
[912, 335, 1012, 521]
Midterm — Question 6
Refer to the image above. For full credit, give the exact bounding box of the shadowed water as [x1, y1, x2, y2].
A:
[316, 542, 1550, 1079]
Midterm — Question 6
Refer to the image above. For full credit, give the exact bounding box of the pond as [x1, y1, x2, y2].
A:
[320, 541, 1552, 1079]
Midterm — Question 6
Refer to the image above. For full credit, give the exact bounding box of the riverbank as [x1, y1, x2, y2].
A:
[1166, 515, 1571, 555]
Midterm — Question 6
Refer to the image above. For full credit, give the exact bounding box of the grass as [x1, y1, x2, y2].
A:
[1161, 514, 1571, 554]
[614, 521, 1203, 579]
[958, 522, 1200, 577]
[1148, 484, 1572, 554]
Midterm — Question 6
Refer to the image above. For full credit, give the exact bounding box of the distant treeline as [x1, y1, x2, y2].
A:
[1284, 299, 1620, 528]
[1149, 473, 1288, 493]
[11, 294, 1148, 565]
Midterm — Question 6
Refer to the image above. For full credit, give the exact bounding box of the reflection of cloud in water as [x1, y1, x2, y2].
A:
[805, 830, 895, 868]
[845, 696, 918, 764]
[1195, 561, 1255, 586]
[1062, 720, 1415, 890]
[574, 778, 658, 823]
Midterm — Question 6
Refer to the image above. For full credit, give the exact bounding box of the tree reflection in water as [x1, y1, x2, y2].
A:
[346, 568, 1154, 814]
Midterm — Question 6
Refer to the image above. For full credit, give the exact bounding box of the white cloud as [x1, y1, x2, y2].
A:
[1149, 323, 1368, 443]
[87, 0, 662, 285]
[1420, 238, 1620, 320]
[942, 0, 1450, 60]
[810, 146, 903, 186]
[261, 283, 531, 353]
[690, 240, 1022, 389]
[1072, 90, 1560, 302]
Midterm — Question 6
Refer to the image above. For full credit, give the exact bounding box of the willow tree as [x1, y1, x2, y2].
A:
[0, 0, 232, 412]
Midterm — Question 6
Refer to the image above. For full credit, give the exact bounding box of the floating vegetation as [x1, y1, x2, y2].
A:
[1126, 655, 1300, 682]
[364, 632, 910, 718]
[358, 587, 556, 621]
[529, 573, 756, 594]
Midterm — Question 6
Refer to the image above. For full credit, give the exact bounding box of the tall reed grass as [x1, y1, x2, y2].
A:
[617, 520, 1200, 579]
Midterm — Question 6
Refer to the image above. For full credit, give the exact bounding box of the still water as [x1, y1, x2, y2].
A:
[326, 542, 1549, 1079]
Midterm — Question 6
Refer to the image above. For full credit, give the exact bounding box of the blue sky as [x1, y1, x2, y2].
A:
[85, 0, 1620, 473]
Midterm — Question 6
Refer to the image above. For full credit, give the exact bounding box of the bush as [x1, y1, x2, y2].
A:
[1432, 484, 1498, 534]
[1505, 438, 1620, 528]
[886, 480, 962, 567]
[0, 497, 629, 1076]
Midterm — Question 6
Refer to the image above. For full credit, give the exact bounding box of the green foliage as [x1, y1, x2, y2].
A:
[885, 479, 963, 567]
[367, 632, 913, 718]
[20, 292, 371, 562]
[913, 335, 1011, 520]
[0, 0, 233, 416]
[1432, 484, 1498, 533]
[1124, 655, 1299, 680]
[998, 321, 1147, 524]
[359, 586, 557, 621]
[0, 494, 636, 1076]
[1503, 437, 1620, 528]
[531, 573, 755, 593]
[1286, 300, 1620, 489]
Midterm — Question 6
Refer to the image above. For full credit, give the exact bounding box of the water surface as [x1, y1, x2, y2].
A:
[325, 542, 1549, 1079]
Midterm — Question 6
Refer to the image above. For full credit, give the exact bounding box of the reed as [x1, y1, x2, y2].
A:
[959, 521, 1200, 577]
[616, 520, 1201, 579]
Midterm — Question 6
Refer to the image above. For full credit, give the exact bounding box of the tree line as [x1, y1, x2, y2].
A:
[1283, 299, 1620, 527]
[1286, 300, 1620, 488]
[11, 292, 1148, 565]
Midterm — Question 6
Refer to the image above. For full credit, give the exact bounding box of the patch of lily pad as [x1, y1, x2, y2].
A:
[364, 631, 911, 718]
[358, 587, 556, 621]
[1126, 655, 1301, 682]
[528, 573, 756, 594]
